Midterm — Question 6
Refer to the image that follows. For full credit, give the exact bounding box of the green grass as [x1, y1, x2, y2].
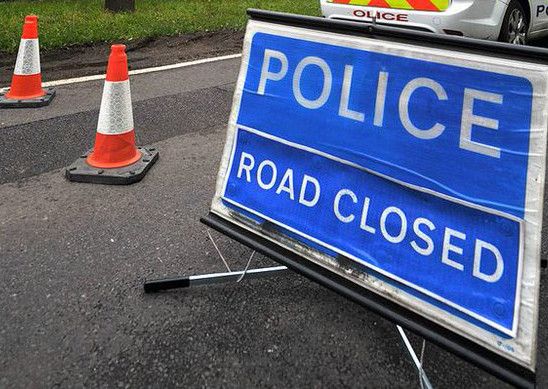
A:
[0, 0, 320, 53]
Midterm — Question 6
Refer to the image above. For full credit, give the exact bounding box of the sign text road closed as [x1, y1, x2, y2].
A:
[224, 127, 522, 336]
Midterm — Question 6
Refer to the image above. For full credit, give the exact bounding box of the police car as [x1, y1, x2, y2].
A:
[320, 0, 548, 45]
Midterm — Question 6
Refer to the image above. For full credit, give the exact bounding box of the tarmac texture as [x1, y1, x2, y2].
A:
[1, 57, 547, 388]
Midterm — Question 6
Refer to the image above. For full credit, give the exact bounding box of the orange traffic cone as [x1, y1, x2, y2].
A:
[0, 15, 55, 108]
[65, 44, 158, 185]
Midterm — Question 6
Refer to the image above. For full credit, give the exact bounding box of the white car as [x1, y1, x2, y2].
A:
[320, 0, 548, 45]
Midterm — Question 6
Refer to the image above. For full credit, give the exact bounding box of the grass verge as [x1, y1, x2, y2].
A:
[0, 0, 320, 53]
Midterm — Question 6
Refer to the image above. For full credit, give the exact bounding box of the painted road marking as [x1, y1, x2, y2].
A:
[1, 53, 242, 91]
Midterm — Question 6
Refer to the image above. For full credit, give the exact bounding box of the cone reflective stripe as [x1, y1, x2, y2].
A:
[14, 39, 41, 75]
[66, 44, 158, 185]
[0, 15, 55, 108]
[96, 80, 134, 135]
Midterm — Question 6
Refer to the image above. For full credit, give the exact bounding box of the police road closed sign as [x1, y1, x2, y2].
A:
[211, 18, 548, 371]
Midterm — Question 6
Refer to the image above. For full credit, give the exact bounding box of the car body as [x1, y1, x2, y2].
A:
[320, 0, 548, 44]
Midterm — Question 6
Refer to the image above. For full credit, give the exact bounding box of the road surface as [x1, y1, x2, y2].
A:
[1, 57, 547, 388]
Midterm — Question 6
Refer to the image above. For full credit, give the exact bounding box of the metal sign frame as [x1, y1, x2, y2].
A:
[206, 9, 548, 388]
[201, 212, 535, 388]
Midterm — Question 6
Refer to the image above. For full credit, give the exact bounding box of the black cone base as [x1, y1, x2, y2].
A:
[65, 146, 159, 185]
[0, 87, 56, 108]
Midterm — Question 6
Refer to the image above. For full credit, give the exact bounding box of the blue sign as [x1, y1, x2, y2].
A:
[219, 30, 537, 338]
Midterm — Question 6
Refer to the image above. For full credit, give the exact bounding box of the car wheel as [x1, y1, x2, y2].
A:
[499, 0, 529, 45]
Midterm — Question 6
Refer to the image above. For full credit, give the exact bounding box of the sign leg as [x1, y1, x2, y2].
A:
[397, 325, 433, 389]
[144, 266, 288, 293]
[144, 229, 288, 293]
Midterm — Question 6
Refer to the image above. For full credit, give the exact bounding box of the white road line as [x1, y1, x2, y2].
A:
[1, 53, 242, 91]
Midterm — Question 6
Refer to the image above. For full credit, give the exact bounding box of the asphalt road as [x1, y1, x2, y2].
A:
[1, 57, 547, 389]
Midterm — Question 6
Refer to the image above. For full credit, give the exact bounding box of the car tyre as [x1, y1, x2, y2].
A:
[498, 0, 529, 45]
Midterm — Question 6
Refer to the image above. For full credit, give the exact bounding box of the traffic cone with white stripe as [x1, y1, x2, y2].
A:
[65, 44, 158, 185]
[0, 15, 55, 108]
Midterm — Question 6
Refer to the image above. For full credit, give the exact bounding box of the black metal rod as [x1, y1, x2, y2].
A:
[144, 266, 288, 293]
[144, 277, 190, 293]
